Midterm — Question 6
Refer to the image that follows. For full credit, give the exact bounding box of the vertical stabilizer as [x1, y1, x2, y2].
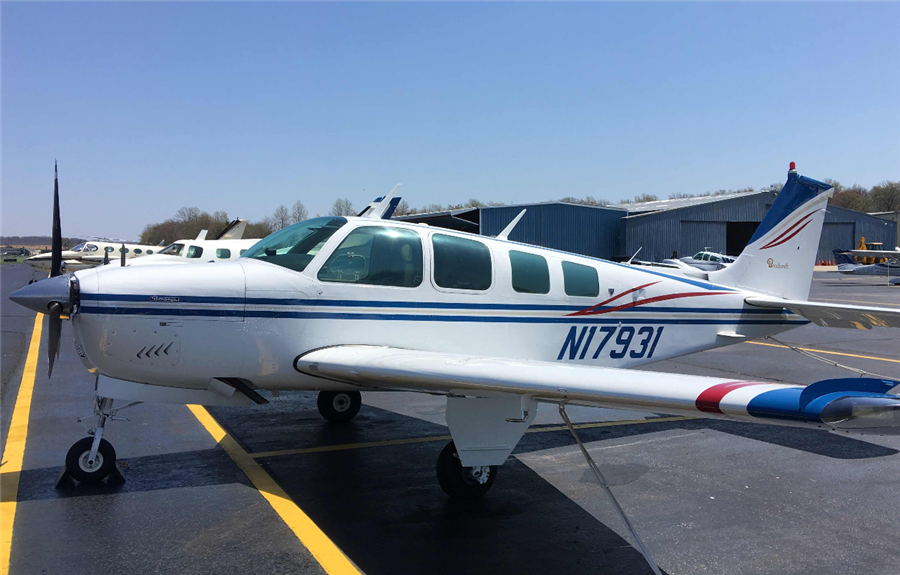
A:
[709, 164, 833, 300]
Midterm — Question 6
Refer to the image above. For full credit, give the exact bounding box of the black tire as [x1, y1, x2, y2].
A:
[436, 441, 497, 499]
[317, 391, 361, 422]
[65, 436, 116, 483]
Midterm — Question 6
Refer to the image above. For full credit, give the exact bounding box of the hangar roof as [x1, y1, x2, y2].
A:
[612, 190, 769, 215]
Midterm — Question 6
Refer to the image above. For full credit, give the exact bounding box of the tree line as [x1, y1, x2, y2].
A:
[137, 178, 899, 245]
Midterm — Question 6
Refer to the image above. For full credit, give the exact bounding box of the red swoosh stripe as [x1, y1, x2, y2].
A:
[759, 210, 816, 249]
[759, 220, 812, 250]
[695, 382, 768, 414]
[571, 290, 732, 317]
[568, 281, 659, 316]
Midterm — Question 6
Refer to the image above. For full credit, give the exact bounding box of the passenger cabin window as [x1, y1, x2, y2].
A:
[239, 249, 247, 256]
[562, 261, 599, 297]
[160, 243, 184, 256]
[119, 247, 129, 254]
[105, 246, 115, 253]
[432, 234, 492, 291]
[133, 249, 142, 255]
[242, 217, 347, 273]
[318, 227, 422, 287]
[216, 248, 231, 259]
[147, 250, 153, 255]
[186, 246, 203, 258]
[509, 250, 550, 294]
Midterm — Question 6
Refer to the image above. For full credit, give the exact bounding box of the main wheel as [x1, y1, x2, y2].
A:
[317, 391, 362, 422]
[436, 441, 497, 499]
[65, 437, 116, 483]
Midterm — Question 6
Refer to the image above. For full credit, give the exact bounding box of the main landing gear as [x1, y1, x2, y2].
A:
[436, 441, 497, 499]
[316, 390, 362, 422]
[63, 396, 138, 484]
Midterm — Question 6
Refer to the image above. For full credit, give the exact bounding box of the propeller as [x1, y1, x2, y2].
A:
[103, 248, 109, 265]
[47, 302, 62, 377]
[120, 243, 126, 266]
[50, 161, 62, 278]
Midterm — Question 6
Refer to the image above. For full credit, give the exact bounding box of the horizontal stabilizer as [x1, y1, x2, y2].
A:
[745, 296, 900, 329]
[297, 345, 900, 434]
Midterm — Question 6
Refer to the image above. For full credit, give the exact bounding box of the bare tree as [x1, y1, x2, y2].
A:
[272, 205, 291, 230]
[176, 206, 202, 222]
[633, 193, 659, 203]
[330, 198, 356, 216]
[291, 200, 309, 224]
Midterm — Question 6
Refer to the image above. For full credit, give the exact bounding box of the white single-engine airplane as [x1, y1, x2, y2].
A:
[10, 164, 900, 505]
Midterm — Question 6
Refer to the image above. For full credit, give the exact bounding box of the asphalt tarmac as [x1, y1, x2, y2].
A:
[2, 263, 898, 575]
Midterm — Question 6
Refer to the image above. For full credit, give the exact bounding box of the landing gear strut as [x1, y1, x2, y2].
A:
[317, 390, 361, 422]
[436, 441, 497, 499]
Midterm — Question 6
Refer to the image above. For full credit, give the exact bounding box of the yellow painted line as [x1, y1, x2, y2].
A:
[0, 314, 43, 575]
[249, 416, 693, 459]
[810, 297, 900, 307]
[187, 405, 361, 575]
[747, 341, 900, 364]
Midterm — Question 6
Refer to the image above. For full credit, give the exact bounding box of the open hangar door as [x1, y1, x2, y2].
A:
[726, 222, 760, 256]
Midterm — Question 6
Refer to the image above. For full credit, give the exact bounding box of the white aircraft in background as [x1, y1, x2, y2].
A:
[25, 239, 165, 271]
[127, 219, 258, 267]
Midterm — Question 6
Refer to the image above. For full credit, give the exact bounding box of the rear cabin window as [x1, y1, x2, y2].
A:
[318, 227, 423, 287]
[133, 249, 142, 255]
[186, 246, 203, 258]
[509, 250, 550, 294]
[216, 248, 231, 259]
[562, 261, 599, 297]
[432, 234, 492, 291]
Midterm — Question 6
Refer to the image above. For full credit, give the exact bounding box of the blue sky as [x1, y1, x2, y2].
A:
[3, 2, 899, 241]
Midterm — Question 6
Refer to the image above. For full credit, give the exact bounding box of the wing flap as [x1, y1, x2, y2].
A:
[745, 296, 900, 329]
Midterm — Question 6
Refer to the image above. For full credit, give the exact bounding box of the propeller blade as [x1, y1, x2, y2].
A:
[50, 161, 63, 278]
[120, 243, 126, 267]
[103, 249, 109, 265]
[47, 302, 62, 377]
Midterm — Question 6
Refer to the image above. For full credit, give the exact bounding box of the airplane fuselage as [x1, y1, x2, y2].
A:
[69, 217, 807, 395]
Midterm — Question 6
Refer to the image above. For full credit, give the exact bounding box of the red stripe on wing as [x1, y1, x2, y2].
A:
[695, 382, 768, 414]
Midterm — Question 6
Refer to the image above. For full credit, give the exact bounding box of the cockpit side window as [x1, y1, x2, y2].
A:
[242, 217, 347, 273]
[186, 246, 203, 258]
[318, 227, 422, 287]
[432, 234, 492, 291]
[85, 244, 99, 252]
[159, 243, 185, 256]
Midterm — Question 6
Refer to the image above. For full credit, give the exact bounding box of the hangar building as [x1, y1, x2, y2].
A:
[396, 190, 896, 263]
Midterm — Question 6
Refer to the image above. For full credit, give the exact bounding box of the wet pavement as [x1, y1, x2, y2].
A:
[2, 263, 898, 575]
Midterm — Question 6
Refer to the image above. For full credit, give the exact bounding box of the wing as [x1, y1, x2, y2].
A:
[745, 296, 900, 329]
[847, 250, 900, 259]
[297, 346, 900, 434]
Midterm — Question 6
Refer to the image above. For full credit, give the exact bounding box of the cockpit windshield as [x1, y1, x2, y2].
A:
[71, 243, 86, 252]
[242, 217, 347, 272]
[159, 243, 185, 256]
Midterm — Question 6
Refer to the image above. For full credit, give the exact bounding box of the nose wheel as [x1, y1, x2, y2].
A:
[65, 436, 116, 483]
[317, 391, 362, 422]
[436, 440, 497, 499]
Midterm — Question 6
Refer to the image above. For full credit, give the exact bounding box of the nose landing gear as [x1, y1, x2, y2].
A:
[317, 390, 361, 422]
[62, 396, 139, 485]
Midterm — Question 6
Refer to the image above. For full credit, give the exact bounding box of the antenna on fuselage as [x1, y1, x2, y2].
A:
[627, 247, 643, 264]
[496, 209, 527, 241]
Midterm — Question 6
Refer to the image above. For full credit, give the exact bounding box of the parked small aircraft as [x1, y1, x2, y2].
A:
[126, 220, 258, 267]
[25, 239, 165, 271]
[832, 249, 900, 284]
[668, 250, 735, 271]
[10, 164, 900, 505]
